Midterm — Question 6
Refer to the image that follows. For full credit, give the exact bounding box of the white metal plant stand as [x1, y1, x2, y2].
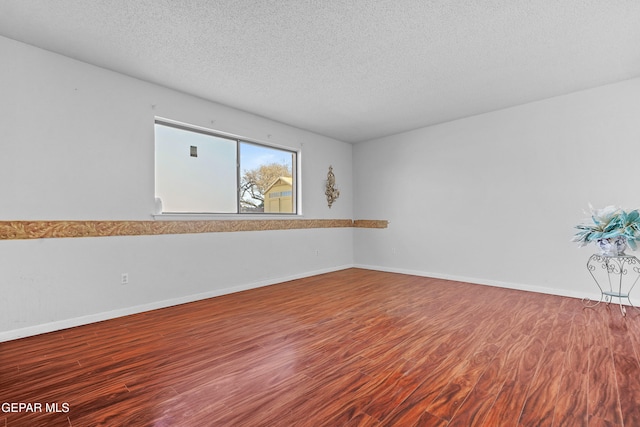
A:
[583, 254, 640, 316]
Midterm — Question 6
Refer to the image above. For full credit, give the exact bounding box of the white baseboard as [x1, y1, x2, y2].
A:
[0, 264, 354, 343]
[3, 263, 626, 343]
[353, 263, 604, 303]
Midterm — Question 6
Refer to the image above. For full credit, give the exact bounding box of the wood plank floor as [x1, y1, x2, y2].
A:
[2, 268, 640, 426]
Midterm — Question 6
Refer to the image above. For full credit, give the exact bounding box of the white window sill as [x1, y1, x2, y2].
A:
[152, 213, 304, 221]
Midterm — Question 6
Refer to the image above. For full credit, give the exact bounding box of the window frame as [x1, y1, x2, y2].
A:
[154, 118, 299, 216]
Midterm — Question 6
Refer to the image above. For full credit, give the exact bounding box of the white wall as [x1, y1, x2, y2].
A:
[0, 36, 354, 340]
[354, 77, 640, 299]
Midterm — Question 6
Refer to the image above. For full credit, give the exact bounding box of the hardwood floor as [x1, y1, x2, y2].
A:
[2, 268, 640, 426]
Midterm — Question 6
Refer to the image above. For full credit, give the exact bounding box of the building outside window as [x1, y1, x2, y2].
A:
[264, 177, 293, 213]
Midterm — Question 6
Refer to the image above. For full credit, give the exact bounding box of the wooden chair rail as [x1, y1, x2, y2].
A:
[0, 219, 388, 240]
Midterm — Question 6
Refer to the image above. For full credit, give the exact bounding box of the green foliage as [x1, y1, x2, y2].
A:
[572, 205, 640, 250]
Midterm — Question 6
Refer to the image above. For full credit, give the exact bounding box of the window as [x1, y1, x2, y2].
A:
[155, 120, 297, 214]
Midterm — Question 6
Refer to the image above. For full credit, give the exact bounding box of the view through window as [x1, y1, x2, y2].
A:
[155, 121, 297, 214]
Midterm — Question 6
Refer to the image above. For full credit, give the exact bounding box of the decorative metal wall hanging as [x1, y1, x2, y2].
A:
[325, 165, 340, 208]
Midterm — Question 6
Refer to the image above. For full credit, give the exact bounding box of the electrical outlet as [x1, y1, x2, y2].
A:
[315, 249, 320, 256]
[121, 273, 129, 285]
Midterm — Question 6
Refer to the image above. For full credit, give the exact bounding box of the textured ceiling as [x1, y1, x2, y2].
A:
[1, 0, 640, 143]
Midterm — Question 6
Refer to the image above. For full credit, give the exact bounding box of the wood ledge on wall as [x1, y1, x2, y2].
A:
[0, 219, 388, 240]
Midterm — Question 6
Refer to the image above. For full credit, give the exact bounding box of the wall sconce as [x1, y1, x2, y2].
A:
[325, 166, 340, 208]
